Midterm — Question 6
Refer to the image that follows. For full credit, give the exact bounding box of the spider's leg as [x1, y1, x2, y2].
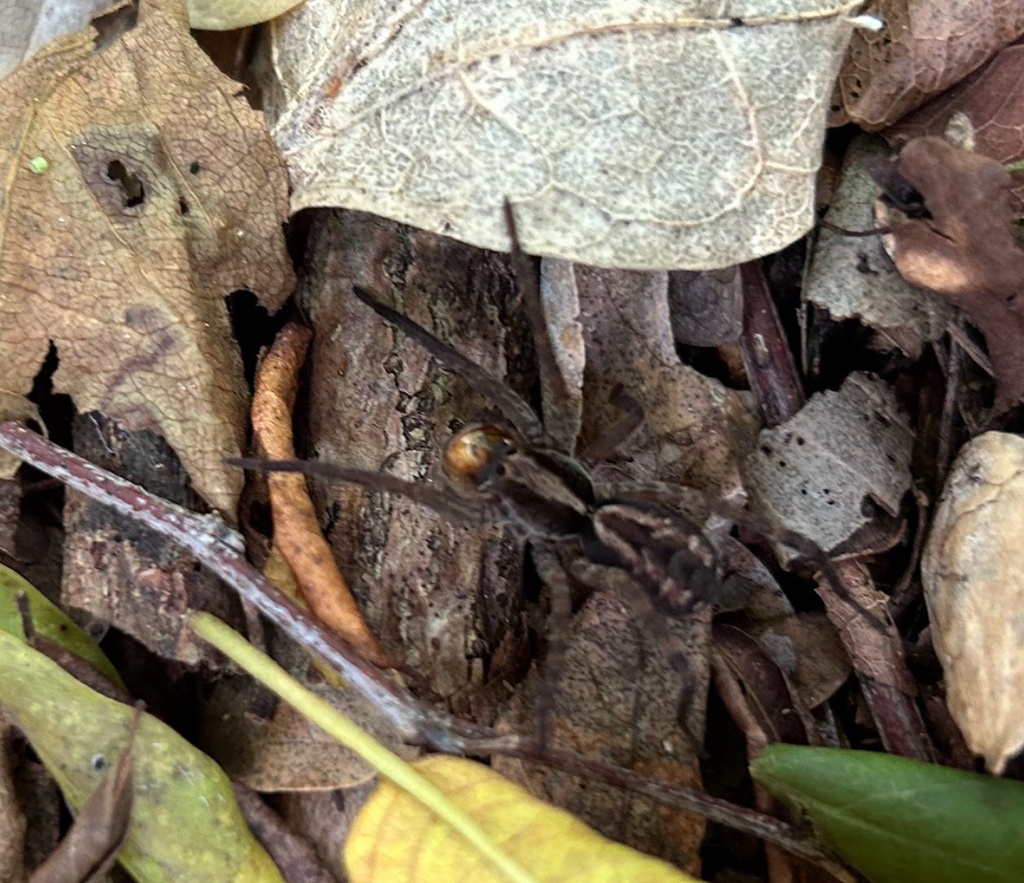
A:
[227, 457, 496, 527]
[503, 200, 576, 454]
[352, 286, 545, 446]
[530, 541, 577, 748]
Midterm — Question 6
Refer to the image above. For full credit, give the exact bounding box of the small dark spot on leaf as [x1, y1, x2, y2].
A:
[90, 754, 107, 771]
[189, 161, 201, 174]
[178, 197, 189, 215]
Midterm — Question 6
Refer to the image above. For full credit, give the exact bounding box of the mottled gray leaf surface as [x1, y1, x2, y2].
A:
[266, 0, 859, 269]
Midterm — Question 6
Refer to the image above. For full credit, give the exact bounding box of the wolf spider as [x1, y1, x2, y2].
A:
[232, 205, 848, 739]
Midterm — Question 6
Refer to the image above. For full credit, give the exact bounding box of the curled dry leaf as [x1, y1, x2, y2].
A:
[835, 0, 1024, 129]
[0, 0, 293, 514]
[265, 0, 858, 269]
[876, 136, 1024, 411]
[805, 134, 951, 357]
[921, 431, 1024, 774]
[744, 372, 914, 553]
[251, 321, 388, 666]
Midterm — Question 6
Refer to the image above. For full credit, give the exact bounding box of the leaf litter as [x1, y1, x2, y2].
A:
[5, 3, 1024, 882]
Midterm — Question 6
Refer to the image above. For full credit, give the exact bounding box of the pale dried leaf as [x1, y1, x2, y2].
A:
[0, 2, 293, 514]
[265, 0, 859, 270]
[744, 372, 914, 552]
[806, 134, 952, 355]
[0, 0, 116, 79]
[921, 431, 1024, 774]
[188, 0, 305, 30]
[538, 258, 585, 454]
[837, 0, 1024, 129]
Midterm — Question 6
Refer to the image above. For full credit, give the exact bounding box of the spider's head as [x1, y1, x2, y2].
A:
[443, 424, 517, 489]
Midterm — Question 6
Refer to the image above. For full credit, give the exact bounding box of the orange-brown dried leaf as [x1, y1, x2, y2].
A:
[251, 322, 388, 666]
[0, 1, 293, 514]
[837, 1, 1024, 130]
[877, 136, 1024, 410]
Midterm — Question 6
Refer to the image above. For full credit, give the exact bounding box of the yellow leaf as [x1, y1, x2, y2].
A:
[0, 563, 125, 690]
[0, 630, 283, 883]
[346, 755, 701, 883]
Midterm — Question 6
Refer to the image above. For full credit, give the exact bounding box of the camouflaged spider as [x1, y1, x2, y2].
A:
[229, 204, 863, 711]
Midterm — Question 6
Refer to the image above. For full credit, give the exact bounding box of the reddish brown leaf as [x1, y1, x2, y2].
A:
[877, 136, 1024, 410]
[836, 1, 1024, 130]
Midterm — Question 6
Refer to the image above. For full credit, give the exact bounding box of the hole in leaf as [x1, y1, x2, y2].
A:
[106, 160, 145, 208]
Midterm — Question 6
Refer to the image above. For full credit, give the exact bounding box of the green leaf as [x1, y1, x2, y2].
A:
[0, 562, 125, 689]
[0, 630, 283, 883]
[751, 744, 1024, 883]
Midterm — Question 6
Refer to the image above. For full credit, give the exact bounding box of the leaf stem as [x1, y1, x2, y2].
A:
[189, 611, 539, 883]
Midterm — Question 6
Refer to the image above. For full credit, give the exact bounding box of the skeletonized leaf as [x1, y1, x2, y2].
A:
[347, 754, 700, 883]
[266, 0, 859, 270]
[0, 630, 284, 883]
[752, 744, 1024, 883]
[921, 432, 1024, 774]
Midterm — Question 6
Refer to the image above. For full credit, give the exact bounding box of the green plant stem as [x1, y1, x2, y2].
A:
[189, 611, 538, 883]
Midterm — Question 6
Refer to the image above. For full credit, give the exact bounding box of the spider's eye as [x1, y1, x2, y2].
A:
[444, 425, 515, 485]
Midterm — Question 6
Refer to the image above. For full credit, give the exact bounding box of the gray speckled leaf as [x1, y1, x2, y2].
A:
[744, 373, 913, 551]
[806, 134, 951, 355]
[266, 0, 859, 269]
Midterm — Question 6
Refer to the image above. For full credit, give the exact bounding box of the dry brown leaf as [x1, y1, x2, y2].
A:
[574, 267, 752, 500]
[876, 136, 1024, 411]
[668, 268, 744, 348]
[0, 0, 117, 79]
[806, 134, 952, 357]
[836, 0, 1024, 130]
[251, 322, 388, 666]
[921, 431, 1024, 774]
[744, 372, 914, 553]
[889, 45, 1024, 191]
[495, 587, 707, 875]
[0, 1, 293, 514]
[0, 721, 26, 883]
[264, 0, 859, 269]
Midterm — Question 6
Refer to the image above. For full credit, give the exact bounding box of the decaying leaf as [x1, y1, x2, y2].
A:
[0, 721, 26, 883]
[805, 134, 952, 357]
[835, 0, 1024, 130]
[0, 629, 284, 882]
[744, 373, 914, 552]
[889, 45, 1024, 200]
[921, 432, 1024, 774]
[347, 754, 700, 883]
[876, 136, 1024, 411]
[668, 268, 744, 348]
[0, 0, 293, 514]
[264, 0, 858, 269]
[188, 0, 305, 30]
